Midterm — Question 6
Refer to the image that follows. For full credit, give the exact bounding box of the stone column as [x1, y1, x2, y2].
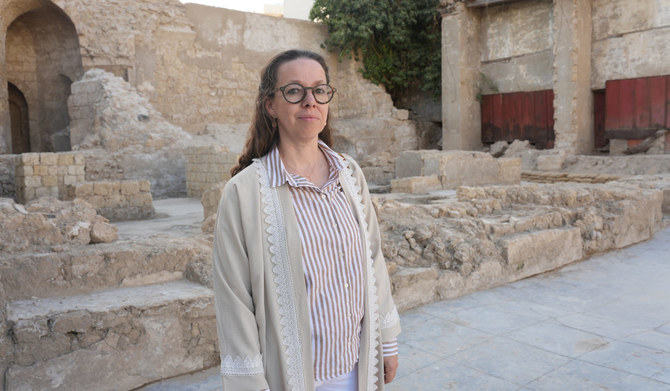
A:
[441, 2, 482, 151]
[552, 0, 593, 154]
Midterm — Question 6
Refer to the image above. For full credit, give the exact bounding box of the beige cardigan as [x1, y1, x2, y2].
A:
[213, 153, 401, 391]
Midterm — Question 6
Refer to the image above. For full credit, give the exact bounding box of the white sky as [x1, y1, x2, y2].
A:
[180, 0, 283, 14]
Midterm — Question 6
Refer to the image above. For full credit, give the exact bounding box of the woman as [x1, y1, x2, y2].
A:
[213, 49, 401, 391]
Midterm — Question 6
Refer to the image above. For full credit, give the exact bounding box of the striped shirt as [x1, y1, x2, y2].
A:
[267, 142, 397, 382]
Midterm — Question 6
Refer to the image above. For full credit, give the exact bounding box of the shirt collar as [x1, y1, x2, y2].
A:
[266, 140, 345, 188]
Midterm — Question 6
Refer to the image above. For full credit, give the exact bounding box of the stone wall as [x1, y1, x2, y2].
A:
[440, 0, 670, 154]
[184, 145, 237, 198]
[14, 152, 85, 203]
[478, 0, 554, 94]
[1, 0, 419, 162]
[65, 180, 154, 221]
[591, 0, 670, 89]
[0, 154, 14, 197]
[379, 181, 664, 310]
[392, 150, 521, 192]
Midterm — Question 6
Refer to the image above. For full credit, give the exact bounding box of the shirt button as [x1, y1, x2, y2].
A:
[344, 283, 349, 288]
[333, 223, 338, 229]
[321, 194, 326, 200]
[339, 252, 344, 258]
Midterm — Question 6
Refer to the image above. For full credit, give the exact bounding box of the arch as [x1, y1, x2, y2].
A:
[4, 1, 82, 152]
[8, 82, 30, 154]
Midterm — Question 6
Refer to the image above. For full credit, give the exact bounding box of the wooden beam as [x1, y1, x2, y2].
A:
[466, 0, 525, 8]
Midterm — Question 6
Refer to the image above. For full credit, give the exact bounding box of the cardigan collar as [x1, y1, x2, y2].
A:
[266, 140, 346, 188]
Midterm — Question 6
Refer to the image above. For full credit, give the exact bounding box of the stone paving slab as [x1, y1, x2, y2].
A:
[139, 226, 670, 391]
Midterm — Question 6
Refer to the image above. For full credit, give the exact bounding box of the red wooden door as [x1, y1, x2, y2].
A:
[480, 90, 554, 149]
[605, 75, 670, 139]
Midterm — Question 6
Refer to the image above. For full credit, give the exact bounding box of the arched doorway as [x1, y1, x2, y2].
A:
[5, 2, 83, 152]
[8, 83, 30, 154]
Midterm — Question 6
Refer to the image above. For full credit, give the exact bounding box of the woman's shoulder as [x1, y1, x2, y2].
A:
[223, 161, 262, 193]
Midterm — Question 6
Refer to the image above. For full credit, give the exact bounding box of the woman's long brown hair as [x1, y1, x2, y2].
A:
[230, 50, 334, 177]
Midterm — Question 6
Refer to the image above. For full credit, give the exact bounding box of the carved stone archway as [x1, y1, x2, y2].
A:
[3, 1, 83, 152]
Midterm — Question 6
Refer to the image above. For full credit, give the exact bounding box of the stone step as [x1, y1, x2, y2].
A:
[5, 279, 218, 391]
[0, 235, 212, 304]
[479, 207, 569, 238]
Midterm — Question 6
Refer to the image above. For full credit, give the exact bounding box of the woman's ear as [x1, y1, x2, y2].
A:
[265, 98, 276, 118]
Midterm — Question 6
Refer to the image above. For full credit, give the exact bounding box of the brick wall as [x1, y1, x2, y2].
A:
[14, 152, 85, 203]
[184, 145, 237, 198]
[66, 180, 154, 221]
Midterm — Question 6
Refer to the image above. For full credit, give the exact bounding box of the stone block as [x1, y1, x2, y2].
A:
[93, 182, 113, 196]
[88, 195, 104, 208]
[499, 228, 582, 279]
[63, 175, 79, 186]
[390, 175, 442, 194]
[609, 139, 628, 156]
[23, 188, 35, 200]
[15, 165, 33, 177]
[40, 154, 58, 165]
[73, 154, 85, 165]
[395, 150, 428, 178]
[43, 176, 58, 187]
[139, 180, 151, 192]
[664, 188, 670, 214]
[33, 165, 49, 176]
[48, 166, 60, 176]
[35, 187, 52, 198]
[24, 176, 42, 187]
[58, 154, 75, 165]
[497, 158, 522, 185]
[121, 181, 140, 195]
[5, 280, 217, 391]
[536, 153, 566, 171]
[16, 153, 40, 166]
[73, 183, 93, 198]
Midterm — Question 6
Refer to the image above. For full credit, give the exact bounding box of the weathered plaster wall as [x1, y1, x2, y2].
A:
[1, 0, 413, 161]
[479, 0, 554, 94]
[591, 0, 670, 89]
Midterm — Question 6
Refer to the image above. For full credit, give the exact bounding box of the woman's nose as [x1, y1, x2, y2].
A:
[302, 89, 317, 107]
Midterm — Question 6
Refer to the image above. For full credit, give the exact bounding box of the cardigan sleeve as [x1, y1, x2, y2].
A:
[346, 156, 402, 342]
[213, 181, 270, 391]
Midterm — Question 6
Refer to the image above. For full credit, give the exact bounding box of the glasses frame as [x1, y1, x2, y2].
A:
[274, 83, 336, 104]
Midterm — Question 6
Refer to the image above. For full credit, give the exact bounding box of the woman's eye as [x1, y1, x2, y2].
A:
[315, 87, 326, 94]
[286, 87, 303, 95]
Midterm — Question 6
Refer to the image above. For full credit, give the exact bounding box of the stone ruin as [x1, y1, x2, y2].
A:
[2, 129, 670, 390]
[1, 1, 670, 390]
[1, 70, 670, 388]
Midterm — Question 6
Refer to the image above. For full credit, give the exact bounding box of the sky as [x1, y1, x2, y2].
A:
[180, 0, 283, 14]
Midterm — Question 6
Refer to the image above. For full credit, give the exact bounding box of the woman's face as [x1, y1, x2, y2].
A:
[265, 58, 329, 147]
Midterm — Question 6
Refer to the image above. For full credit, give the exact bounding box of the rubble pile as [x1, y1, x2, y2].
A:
[0, 197, 117, 253]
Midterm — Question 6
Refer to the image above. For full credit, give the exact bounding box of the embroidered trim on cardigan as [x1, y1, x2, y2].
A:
[255, 158, 306, 391]
[220, 354, 264, 376]
[381, 306, 400, 330]
[337, 155, 381, 391]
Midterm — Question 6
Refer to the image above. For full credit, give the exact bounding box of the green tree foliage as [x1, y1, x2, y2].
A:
[310, 0, 441, 101]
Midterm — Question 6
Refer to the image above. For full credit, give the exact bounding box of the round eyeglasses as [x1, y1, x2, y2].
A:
[274, 83, 336, 104]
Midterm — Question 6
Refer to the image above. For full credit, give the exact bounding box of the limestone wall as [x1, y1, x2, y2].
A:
[442, 0, 670, 154]
[591, 0, 670, 89]
[478, 0, 554, 94]
[0, 154, 14, 197]
[184, 145, 237, 197]
[392, 150, 521, 192]
[14, 152, 85, 203]
[65, 180, 155, 221]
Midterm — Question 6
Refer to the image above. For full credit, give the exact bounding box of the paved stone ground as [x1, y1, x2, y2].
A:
[139, 201, 670, 391]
